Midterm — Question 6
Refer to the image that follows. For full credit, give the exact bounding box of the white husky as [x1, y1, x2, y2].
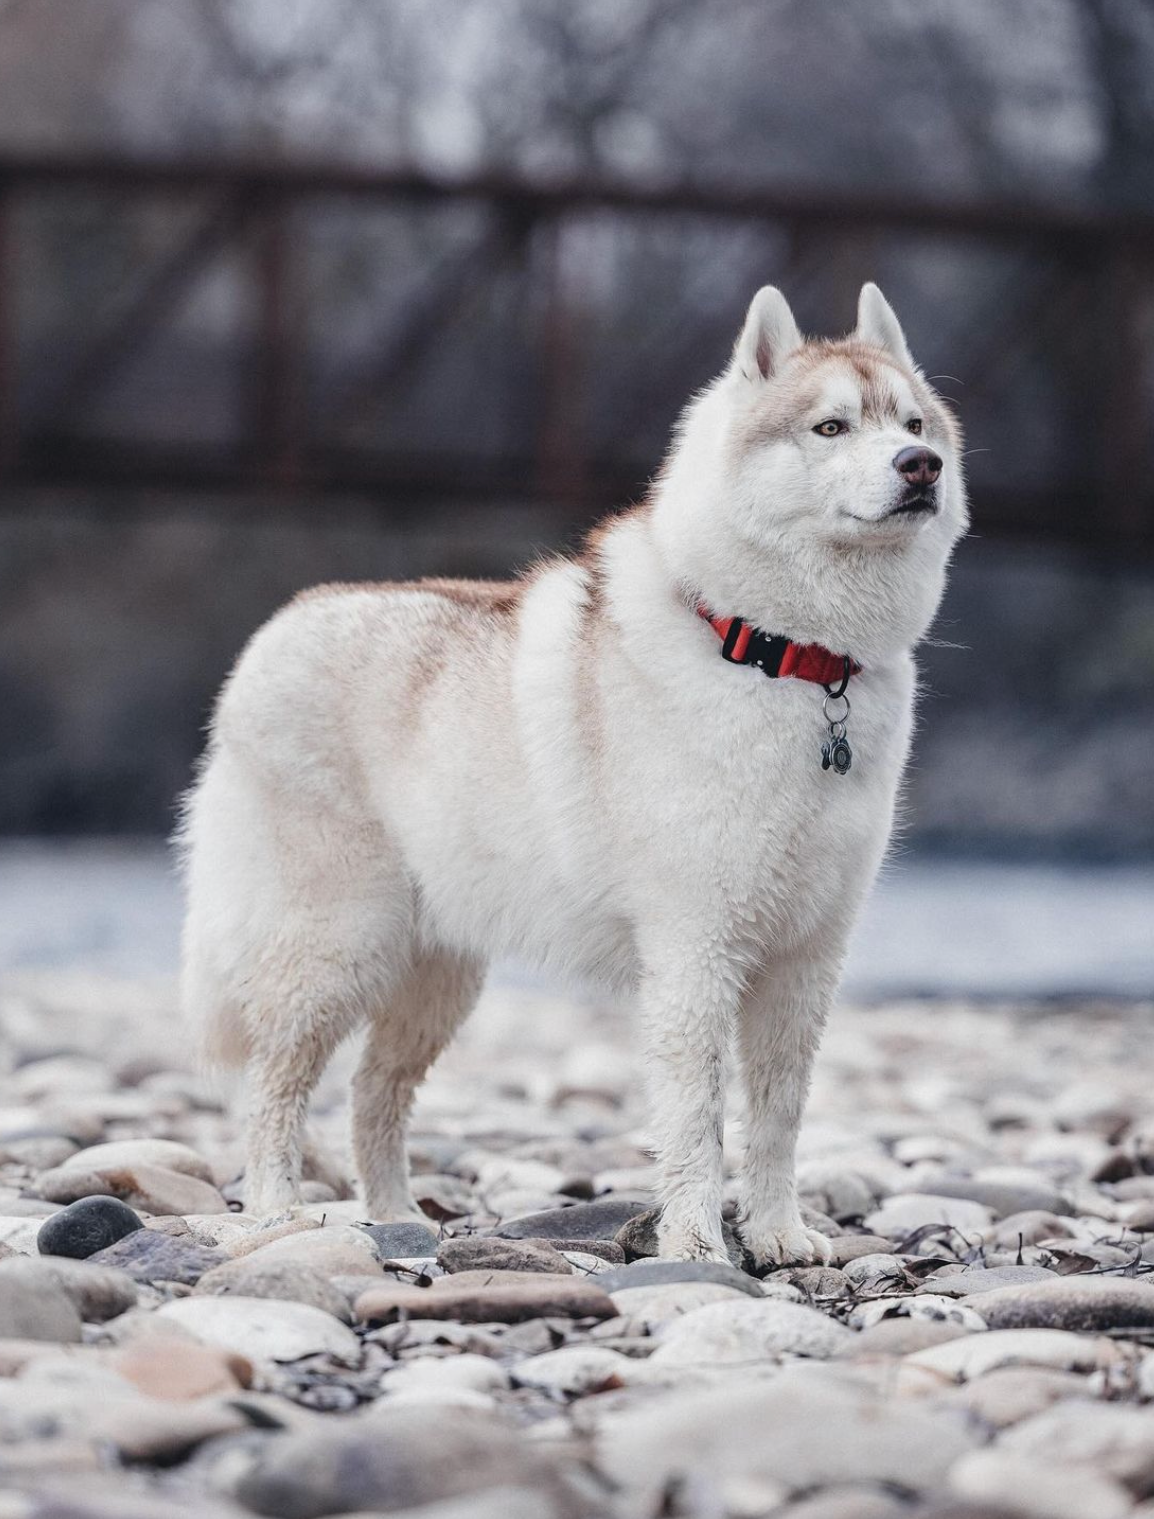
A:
[179, 283, 966, 1265]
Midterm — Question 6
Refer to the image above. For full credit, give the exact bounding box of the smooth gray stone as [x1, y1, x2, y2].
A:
[921, 1264, 1059, 1298]
[88, 1228, 225, 1285]
[233, 1403, 543, 1519]
[0, 1258, 83, 1341]
[495, 1198, 649, 1242]
[22, 1255, 137, 1321]
[362, 1221, 440, 1258]
[595, 1257, 761, 1297]
[965, 1276, 1154, 1332]
[437, 1235, 571, 1275]
[924, 1176, 1071, 1219]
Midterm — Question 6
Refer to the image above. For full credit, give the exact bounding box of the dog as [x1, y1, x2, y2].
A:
[178, 283, 967, 1265]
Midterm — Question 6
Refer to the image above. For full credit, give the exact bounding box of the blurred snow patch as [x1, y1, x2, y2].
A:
[0, 840, 1149, 999]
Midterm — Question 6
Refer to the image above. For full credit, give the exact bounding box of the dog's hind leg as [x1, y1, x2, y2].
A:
[352, 949, 485, 1220]
[243, 1000, 350, 1217]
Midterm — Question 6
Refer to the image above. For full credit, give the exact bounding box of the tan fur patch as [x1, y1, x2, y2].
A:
[733, 339, 960, 451]
[295, 576, 523, 616]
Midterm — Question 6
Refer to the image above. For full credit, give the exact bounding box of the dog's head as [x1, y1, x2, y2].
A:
[657, 282, 969, 655]
[721, 283, 966, 552]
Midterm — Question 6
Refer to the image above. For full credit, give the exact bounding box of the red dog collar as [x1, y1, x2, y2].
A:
[697, 605, 860, 690]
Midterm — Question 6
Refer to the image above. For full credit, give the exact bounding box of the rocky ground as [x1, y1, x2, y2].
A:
[0, 970, 1153, 1519]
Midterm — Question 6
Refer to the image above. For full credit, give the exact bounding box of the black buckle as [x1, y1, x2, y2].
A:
[745, 628, 789, 677]
[720, 618, 790, 678]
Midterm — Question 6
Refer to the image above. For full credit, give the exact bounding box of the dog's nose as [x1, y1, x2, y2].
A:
[893, 446, 942, 486]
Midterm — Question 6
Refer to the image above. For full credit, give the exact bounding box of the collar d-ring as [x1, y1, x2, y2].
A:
[823, 655, 852, 701]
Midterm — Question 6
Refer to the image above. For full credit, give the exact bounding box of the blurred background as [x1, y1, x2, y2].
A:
[0, 0, 1151, 997]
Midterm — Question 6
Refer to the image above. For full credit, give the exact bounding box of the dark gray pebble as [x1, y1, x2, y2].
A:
[496, 1198, 649, 1242]
[88, 1228, 225, 1285]
[37, 1195, 144, 1260]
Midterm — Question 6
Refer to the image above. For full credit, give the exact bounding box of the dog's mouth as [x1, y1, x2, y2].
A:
[884, 490, 938, 519]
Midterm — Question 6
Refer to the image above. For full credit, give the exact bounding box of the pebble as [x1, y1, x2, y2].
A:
[595, 1257, 763, 1298]
[776, 1265, 853, 1299]
[841, 1317, 969, 1358]
[1001, 1400, 1154, 1489]
[0, 1134, 78, 1170]
[437, 1235, 572, 1275]
[37, 1161, 229, 1216]
[0, 1215, 57, 1253]
[59, 1139, 215, 1183]
[235, 1223, 384, 1276]
[37, 1195, 144, 1259]
[522, 1236, 626, 1264]
[597, 1366, 976, 1508]
[649, 1296, 854, 1365]
[948, 1448, 1133, 1519]
[16, 1255, 137, 1321]
[194, 1257, 354, 1322]
[112, 1339, 253, 1399]
[412, 1173, 476, 1220]
[841, 1252, 913, 1292]
[362, 1220, 441, 1257]
[384, 1353, 509, 1396]
[495, 1198, 649, 1241]
[0, 1379, 250, 1462]
[849, 1293, 988, 1333]
[942, 1366, 1095, 1428]
[233, 1403, 545, 1518]
[511, 1344, 633, 1395]
[0, 1258, 83, 1340]
[156, 1294, 361, 1364]
[795, 1164, 877, 1222]
[863, 1193, 996, 1240]
[907, 1328, 1121, 1379]
[965, 1276, 1154, 1332]
[88, 1229, 226, 1285]
[988, 1209, 1079, 1249]
[355, 1272, 615, 1325]
[917, 1175, 1070, 1219]
[777, 1488, 908, 1519]
[826, 1234, 895, 1265]
[610, 1280, 758, 1331]
[920, 1264, 1059, 1297]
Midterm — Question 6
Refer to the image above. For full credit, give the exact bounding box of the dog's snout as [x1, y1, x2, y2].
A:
[893, 445, 942, 487]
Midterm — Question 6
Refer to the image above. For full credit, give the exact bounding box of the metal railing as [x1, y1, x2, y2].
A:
[1, 153, 1150, 550]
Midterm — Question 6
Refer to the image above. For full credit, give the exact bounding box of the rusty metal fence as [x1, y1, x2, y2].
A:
[0, 154, 1151, 552]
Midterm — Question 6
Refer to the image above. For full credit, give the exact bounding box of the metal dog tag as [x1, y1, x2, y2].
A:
[821, 734, 853, 774]
[820, 691, 853, 776]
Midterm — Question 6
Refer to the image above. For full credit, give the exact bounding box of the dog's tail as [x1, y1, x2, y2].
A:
[180, 931, 250, 1073]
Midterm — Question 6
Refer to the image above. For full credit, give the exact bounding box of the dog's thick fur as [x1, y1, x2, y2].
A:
[179, 284, 967, 1265]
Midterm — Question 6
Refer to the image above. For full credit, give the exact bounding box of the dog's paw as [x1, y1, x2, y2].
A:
[656, 1221, 732, 1265]
[745, 1223, 833, 1270]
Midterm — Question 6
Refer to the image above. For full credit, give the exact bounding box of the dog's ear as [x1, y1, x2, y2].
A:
[733, 286, 803, 382]
[855, 283, 914, 369]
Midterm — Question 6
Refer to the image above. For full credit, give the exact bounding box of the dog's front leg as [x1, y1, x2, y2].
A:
[737, 953, 839, 1268]
[638, 948, 741, 1263]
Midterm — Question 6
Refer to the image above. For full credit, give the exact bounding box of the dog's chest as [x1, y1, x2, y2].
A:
[608, 661, 913, 943]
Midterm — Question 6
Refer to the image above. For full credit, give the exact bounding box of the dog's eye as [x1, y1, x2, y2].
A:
[813, 420, 846, 437]
[907, 418, 923, 435]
